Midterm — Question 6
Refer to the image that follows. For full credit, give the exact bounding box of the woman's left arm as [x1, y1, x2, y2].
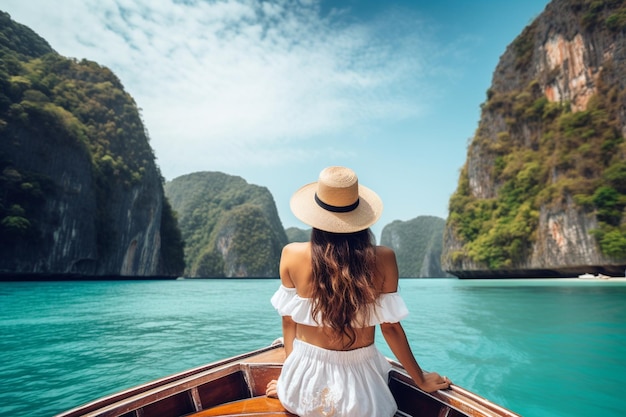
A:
[267, 245, 298, 398]
[278, 245, 298, 357]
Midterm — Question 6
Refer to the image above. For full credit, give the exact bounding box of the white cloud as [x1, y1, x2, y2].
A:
[3, 0, 434, 178]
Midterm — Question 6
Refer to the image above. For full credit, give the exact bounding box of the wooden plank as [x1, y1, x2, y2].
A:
[189, 387, 203, 412]
[389, 375, 453, 417]
[436, 386, 521, 417]
[239, 348, 285, 365]
[196, 370, 250, 409]
[140, 391, 194, 417]
[388, 366, 521, 417]
[188, 397, 296, 417]
[242, 364, 283, 397]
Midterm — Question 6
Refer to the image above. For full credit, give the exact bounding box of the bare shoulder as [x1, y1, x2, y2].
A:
[281, 242, 311, 266]
[280, 242, 311, 290]
[375, 245, 399, 292]
[282, 241, 310, 256]
[375, 245, 397, 261]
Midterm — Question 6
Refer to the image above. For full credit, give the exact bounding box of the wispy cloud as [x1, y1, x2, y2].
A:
[4, 0, 438, 178]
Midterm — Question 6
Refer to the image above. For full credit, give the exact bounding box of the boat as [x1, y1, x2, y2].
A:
[55, 339, 520, 417]
[578, 273, 614, 280]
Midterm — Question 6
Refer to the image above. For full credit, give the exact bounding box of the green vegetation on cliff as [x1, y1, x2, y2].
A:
[0, 11, 55, 247]
[0, 159, 53, 243]
[164, 172, 288, 277]
[447, 1, 626, 269]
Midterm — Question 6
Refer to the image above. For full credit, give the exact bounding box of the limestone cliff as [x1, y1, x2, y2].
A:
[164, 172, 288, 277]
[0, 12, 184, 278]
[381, 216, 452, 278]
[442, 0, 626, 278]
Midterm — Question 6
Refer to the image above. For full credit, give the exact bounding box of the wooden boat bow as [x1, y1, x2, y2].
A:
[55, 340, 520, 417]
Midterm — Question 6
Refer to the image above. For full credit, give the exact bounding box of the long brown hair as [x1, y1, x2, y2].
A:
[310, 228, 378, 348]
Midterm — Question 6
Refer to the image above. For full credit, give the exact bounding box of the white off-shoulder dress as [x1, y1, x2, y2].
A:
[270, 285, 409, 417]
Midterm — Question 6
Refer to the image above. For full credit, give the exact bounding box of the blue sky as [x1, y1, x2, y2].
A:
[2, 0, 550, 239]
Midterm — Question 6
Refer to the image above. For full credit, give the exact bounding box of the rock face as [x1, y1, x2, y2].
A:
[442, 0, 626, 278]
[1, 128, 164, 276]
[164, 172, 288, 277]
[0, 12, 184, 278]
[381, 216, 451, 278]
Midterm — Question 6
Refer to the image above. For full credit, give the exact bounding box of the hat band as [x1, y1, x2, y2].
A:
[314, 193, 360, 213]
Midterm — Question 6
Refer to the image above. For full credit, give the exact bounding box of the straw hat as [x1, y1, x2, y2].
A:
[290, 166, 383, 233]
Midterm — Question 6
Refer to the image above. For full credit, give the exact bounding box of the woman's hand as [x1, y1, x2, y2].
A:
[266, 379, 279, 398]
[419, 372, 451, 393]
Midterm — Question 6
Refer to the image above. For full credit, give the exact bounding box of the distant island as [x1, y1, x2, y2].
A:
[382, 216, 452, 278]
[165, 172, 287, 278]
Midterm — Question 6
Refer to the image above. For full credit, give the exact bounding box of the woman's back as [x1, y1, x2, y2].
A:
[279, 240, 400, 351]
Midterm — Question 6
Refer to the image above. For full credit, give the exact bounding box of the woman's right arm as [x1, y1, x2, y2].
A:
[380, 321, 449, 392]
[377, 246, 450, 393]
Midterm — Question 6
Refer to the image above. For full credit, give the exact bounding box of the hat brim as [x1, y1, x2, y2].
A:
[290, 182, 383, 233]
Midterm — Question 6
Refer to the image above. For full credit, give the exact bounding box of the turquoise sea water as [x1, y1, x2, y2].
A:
[0, 278, 625, 417]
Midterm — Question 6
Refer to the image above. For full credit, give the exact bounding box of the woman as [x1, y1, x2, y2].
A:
[266, 166, 450, 416]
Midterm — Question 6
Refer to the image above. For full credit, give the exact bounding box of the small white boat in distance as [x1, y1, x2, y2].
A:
[578, 273, 614, 280]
